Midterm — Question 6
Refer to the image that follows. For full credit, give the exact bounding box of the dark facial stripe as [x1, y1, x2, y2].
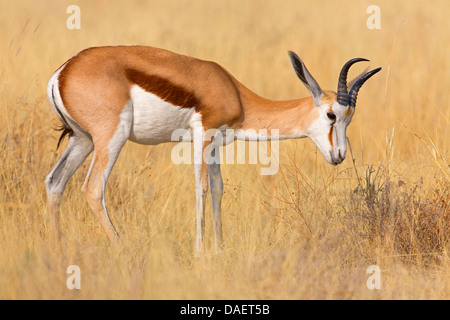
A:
[125, 69, 199, 109]
[328, 126, 334, 149]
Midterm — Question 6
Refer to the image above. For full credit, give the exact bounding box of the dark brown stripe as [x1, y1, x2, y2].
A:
[125, 69, 199, 109]
[328, 126, 334, 149]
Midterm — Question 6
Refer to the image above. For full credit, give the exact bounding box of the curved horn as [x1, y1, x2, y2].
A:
[337, 58, 369, 106]
[348, 68, 382, 108]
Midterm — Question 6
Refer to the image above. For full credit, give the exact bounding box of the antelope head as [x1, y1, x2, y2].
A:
[288, 51, 381, 165]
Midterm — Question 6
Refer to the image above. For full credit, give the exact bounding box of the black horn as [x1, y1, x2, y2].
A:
[348, 68, 382, 108]
[337, 58, 369, 106]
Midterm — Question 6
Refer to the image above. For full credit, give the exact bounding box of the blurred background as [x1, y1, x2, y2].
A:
[0, 0, 448, 299]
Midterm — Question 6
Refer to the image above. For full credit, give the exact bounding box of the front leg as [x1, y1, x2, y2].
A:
[193, 119, 209, 255]
[194, 161, 208, 255]
[209, 160, 223, 252]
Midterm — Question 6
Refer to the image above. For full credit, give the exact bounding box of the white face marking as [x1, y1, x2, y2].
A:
[306, 102, 354, 165]
[128, 85, 195, 145]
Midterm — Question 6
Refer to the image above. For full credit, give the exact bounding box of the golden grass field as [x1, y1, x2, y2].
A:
[0, 0, 448, 300]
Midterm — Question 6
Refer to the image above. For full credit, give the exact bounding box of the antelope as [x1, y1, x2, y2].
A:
[45, 45, 380, 252]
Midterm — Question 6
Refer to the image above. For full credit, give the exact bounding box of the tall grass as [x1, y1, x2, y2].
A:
[0, 0, 448, 299]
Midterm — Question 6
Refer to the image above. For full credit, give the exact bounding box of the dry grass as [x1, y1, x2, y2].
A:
[0, 0, 448, 299]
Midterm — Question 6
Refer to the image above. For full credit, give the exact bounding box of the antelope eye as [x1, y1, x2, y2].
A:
[327, 112, 336, 121]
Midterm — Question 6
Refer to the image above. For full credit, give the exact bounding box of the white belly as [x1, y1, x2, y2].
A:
[128, 85, 195, 145]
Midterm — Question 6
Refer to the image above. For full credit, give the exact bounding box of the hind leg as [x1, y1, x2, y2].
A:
[81, 102, 132, 241]
[45, 133, 94, 240]
[82, 153, 121, 241]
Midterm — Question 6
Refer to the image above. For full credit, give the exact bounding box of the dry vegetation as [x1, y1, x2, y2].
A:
[0, 0, 448, 299]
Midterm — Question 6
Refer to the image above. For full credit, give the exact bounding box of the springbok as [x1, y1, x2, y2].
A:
[45, 46, 380, 252]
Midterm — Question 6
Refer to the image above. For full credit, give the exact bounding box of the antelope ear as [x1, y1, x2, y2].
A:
[288, 51, 323, 106]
